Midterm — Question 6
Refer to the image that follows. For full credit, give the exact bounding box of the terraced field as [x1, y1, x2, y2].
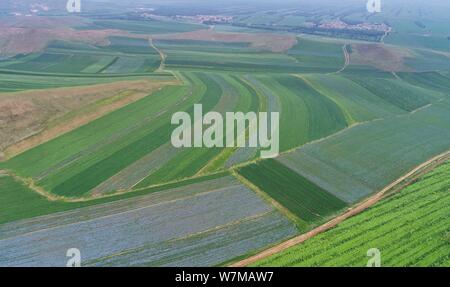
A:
[253, 160, 450, 267]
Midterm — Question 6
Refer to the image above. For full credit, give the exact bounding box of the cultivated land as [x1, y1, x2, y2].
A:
[0, 174, 296, 266]
[252, 159, 450, 267]
[0, 2, 450, 266]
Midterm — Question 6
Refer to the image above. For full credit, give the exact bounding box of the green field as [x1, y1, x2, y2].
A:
[1, 5, 450, 266]
[253, 160, 450, 267]
[79, 19, 205, 34]
[238, 159, 348, 229]
[0, 171, 228, 225]
[155, 36, 346, 73]
[0, 37, 161, 75]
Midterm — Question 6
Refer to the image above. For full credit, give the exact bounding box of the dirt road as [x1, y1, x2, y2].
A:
[230, 150, 450, 267]
[335, 44, 350, 73]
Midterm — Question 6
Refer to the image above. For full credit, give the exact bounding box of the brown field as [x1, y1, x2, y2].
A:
[0, 16, 156, 56]
[0, 79, 178, 160]
[0, 25, 132, 56]
[0, 15, 84, 29]
[350, 43, 412, 72]
[153, 29, 298, 53]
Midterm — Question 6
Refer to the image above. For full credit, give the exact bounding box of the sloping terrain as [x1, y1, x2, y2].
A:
[1, 11, 450, 267]
[0, 174, 296, 266]
[253, 160, 450, 267]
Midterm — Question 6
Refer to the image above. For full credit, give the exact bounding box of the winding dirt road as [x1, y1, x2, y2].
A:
[230, 150, 450, 267]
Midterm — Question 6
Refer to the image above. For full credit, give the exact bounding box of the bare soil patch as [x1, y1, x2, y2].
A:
[0, 25, 133, 56]
[350, 43, 413, 72]
[0, 79, 178, 160]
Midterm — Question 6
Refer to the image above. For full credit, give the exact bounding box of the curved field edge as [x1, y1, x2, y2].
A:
[0, 173, 298, 267]
[0, 78, 180, 161]
[229, 150, 450, 267]
[0, 171, 228, 225]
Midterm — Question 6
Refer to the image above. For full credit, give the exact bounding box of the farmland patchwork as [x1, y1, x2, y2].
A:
[1, 3, 450, 267]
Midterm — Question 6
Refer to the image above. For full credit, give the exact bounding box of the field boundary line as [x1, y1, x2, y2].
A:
[231, 170, 301, 225]
[333, 44, 350, 74]
[229, 150, 450, 267]
[149, 38, 166, 72]
[6, 171, 62, 202]
[0, 184, 244, 242]
[83, 210, 272, 266]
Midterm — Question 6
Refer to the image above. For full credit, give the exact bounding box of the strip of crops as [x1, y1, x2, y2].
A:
[279, 99, 450, 203]
[350, 74, 445, 111]
[238, 159, 348, 227]
[0, 175, 297, 267]
[80, 19, 204, 34]
[253, 161, 450, 267]
[47, 73, 220, 196]
[0, 171, 227, 225]
[287, 38, 345, 71]
[248, 74, 349, 152]
[398, 72, 450, 94]
[0, 72, 169, 93]
[1, 37, 161, 75]
[135, 72, 262, 187]
[4, 73, 219, 197]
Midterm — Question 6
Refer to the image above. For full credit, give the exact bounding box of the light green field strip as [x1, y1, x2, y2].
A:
[92, 72, 241, 193]
[158, 37, 342, 73]
[398, 72, 450, 94]
[81, 56, 117, 73]
[2, 76, 197, 197]
[253, 160, 450, 267]
[80, 19, 205, 34]
[195, 74, 254, 173]
[347, 75, 443, 112]
[245, 74, 348, 152]
[89, 143, 180, 196]
[135, 72, 261, 186]
[288, 38, 345, 70]
[278, 99, 450, 203]
[0, 72, 172, 93]
[223, 74, 280, 168]
[1, 37, 161, 75]
[0, 171, 229, 224]
[301, 74, 405, 123]
[38, 73, 207, 196]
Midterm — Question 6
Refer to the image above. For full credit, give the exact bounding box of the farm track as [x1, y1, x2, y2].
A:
[149, 38, 167, 72]
[380, 27, 392, 44]
[334, 44, 350, 74]
[230, 150, 450, 267]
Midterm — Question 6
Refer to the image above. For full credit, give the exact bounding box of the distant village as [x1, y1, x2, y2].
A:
[318, 20, 390, 33]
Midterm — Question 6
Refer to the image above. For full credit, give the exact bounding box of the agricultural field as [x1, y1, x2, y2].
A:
[253, 160, 450, 267]
[238, 159, 348, 230]
[154, 35, 348, 73]
[1, 0, 450, 268]
[0, 77, 177, 159]
[78, 19, 205, 35]
[277, 98, 450, 203]
[0, 37, 161, 75]
[0, 174, 297, 266]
